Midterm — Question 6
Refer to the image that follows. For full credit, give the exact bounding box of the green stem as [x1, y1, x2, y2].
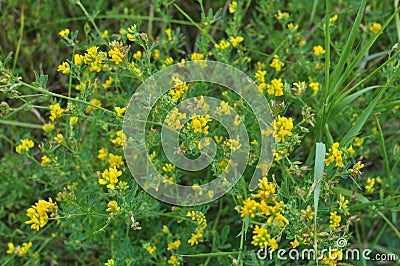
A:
[12, 6, 24, 71]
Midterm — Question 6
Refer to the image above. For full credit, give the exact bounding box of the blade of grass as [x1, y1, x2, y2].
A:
[329, 0, 366, 94]
[375, 115, 396, 223]
[0, 119, 42, 129]
[341, 65, 400, 146]
[313, 142, 326, 263]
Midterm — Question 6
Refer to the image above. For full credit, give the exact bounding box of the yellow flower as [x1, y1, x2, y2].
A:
[230, 36, 244, 47]
[84, 46, 103, 72]
[347, 161, 364, 175]
[114, 106, 126, 117]
[300, 206, 314, 221]
[275, 10, 290, 20]
[255, 70, 267, 83]
[272, 115, 293, 142]
[308, 77, 321, 95]
[169, 82, 189, 101]
[267, 78, 284, 96]
[133, 50, 142, 59]
[153, 49, 160, 60]
[49, 103, 65, 121]
[86, 99, 102, 113]
[6, 242, 15, 254]
[54, 133, 64, 143]
[365, 177, 375, 193]
[162, 163, 175, 173]
[25, 198, 57, 230]
[224, 138, 242, 151]
[287, 23, 299, 31]
[58, 28, 70, 37]
[165, 108, 187, 130]
[108, 47, 125, 64]
[70, 116, 78, 124]
[42, 123, 55, 132]
[228, 1, 237, 13]
[324, 142, 344, 167]
[74, 54, 84, 65]
[16, 139, 34, 154]
[330, 14, 338, 23]
[240, 198, 259, 218]
[337, 194, 349, 210]
[329, 211, 341, 229]
[106, 200, 121, 215]
[57, 62, 70, 74]
[347, 145, 355, 154]
[168, 255, 180, 266]
[369, 22, 382, 34]
[165, 28, 172, 40]
[105, 259, 115, 266]
[313, 45, 326, 56]
[98, 148, 108, 160]
[270, 55, 284, 72]
[145, 245, 156, 254]
[253, 177, 276, 200]
[108, 153, 124, 168]
[188, 230, 203, 246]
[191, 115, 211, 134]
[251, 225, 271, 248]
[186, 211, 207, 230]
[268, 238, 278, 250]
[290, 239, 300, 248]
[353, 137, 363, 147]
[111, 130, 126, 146]
[102, 30, 109, 38]
[99, 167, 122, 189]
[191, 52, 204, 61]
[102, 76, 114, 89]
[215, 39, 230, 50]
[41, 155, 51, 166]
[167, 239, 181, 251]
[17, 242, 32, 256]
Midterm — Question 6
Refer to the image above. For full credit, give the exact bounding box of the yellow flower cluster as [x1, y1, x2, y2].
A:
[321, 249, 342, 265]
[49, 103, 65, 121]
[271, 115, 293, 142]
[369, 22, 382, 34]
[186, 211, 207, 246]
[239, 177, 288, 249]
[25, 198, 57, 230]
[191, 115, 211, 134]
[267, 78, 284, 96]
[329, 211, 341, 229]
[106, 200, 121, 215]
[57, 62, 70, 74]
[167, 239, 181, 251]
[169, 81, 189, 101]
[168, 255, 180, 266]
[313, 45, 326, 56]
[215, 39, 230, 50]
[111, 130, 126, 146]
[275, 10, 290, 20]
[230, 36, 244, 47]
[365, 177, 375, 193]
[58, 28, 69, 37]
[224, 138, 242, 151]
[165, 108, 187, 130]
[228, 1, 237, 13]
[99, 167, 122, 189]
[324, 142, 344, 167]
[6, 242, 32, 256]
[108, 46, 125, 64]
[191, 52, 204, 61]
[16, 139, 34, 154]
[347, 161, 364, 176]
[270, 55, 284, 72]
[84, 46, 103, 72]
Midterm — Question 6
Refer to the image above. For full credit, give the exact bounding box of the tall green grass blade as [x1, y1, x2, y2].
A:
[330, 0, 366, 93]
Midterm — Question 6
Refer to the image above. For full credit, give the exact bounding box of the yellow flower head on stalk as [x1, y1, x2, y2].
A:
[102, 30, 109, 39]
[111, 130, 126, 146]
[287, 23, 299, 31]
[337, 194, 349, 210]
[267, 78, 284, 96]
[191, 115, 211, 134]
[49, 103, 65, 121]
[169, 82, 189, 101]
[17, 242, 32, 256]
[41, 155, 51, 166]
[167, 239, 181, 251]
[57, 62, 70, 74]
[86, 99, 102, 114]
[165, 28, 172, 40]
[133, 50, 142, 59]
[106, 200, 121, 215]
[58, 28, 70, 37]
[165, 108, 187, 130]
[16, 139, 34, 154]
[168, 255, 180, 266]
[145, 244, 156, 254]
[270, 55, 284, 72]
[253, 177, 276, 200]
[329, 211, 341, 229]
[275, 10, 290, 20]
[255, 70, 267, 83]
[191, 52, 204, 61]
[114, 107, 126, 117]
[215, 39, 230, 50]
[6, 242, 15, 254]
[98, 148, 108, 160]
[290, 239, 300, 248]
[108, 47, 124, 64]
[228, 1, 238, 13]
[188, 230, 203, 246]
[272, 115, 293, 142]
[54, 133, 64, 143]
[25, 198, 57, 230]
[347, 161, 364, 175]
[102, 76, 114, 89]
[300, 206, 315, 221]
[240, 198, 259, 218]
[105, 259, 115, 266]
[369, 22, 382, 34]
[230, 36, 244, 47]
[99, 167, 122, 189]
[74, 54, 84, 65]
[313, 45, 326, 56]
[365, 177, 375, 193]
[84, 46, 103, 72]
[251, 225, 271, 248]
[108, 153, 124, 168]
[42, 123, 55, 132]
[324, 142, 344, 167]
